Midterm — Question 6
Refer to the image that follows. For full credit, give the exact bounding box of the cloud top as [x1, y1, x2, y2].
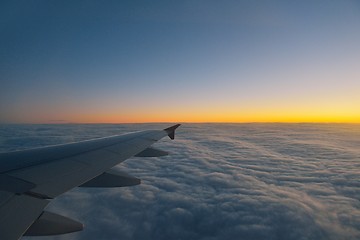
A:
[4, 123, 359, 240]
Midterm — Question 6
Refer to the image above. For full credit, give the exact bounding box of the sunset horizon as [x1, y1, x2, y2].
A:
[3, 110, 360, 124]
[1, 1, 359, 125]
[1, 2, 359, 239]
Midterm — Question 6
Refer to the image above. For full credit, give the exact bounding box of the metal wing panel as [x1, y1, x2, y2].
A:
[0, 124, 180, 239]
[0, 130, 156, 174]
[5, 129, 168, 198]
[0, 191, 49, 240]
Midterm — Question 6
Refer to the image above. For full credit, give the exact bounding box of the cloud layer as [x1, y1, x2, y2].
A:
[2, 123, 359, 240]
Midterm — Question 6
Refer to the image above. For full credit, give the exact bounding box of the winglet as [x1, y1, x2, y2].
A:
[164, 124, 181, 140]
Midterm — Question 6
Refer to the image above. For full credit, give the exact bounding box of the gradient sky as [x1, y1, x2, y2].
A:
[1, 0, 360, 123]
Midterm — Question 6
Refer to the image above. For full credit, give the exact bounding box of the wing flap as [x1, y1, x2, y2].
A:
[0, 191, 49, 240]
[24, 211, 83, 236]
[79, 168, 140, 188]
[0, 174, 36, 194]
[135, 147, 169, 157]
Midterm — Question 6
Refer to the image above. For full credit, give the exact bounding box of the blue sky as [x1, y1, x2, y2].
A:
[1, 1, 360, 123]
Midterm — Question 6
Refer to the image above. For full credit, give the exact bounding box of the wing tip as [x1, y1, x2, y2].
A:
[164, 124, 181, 140]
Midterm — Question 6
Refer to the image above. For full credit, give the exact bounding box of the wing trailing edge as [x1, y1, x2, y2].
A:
[135, 147, 168, 157]
[24, 211, 83, 236]
[79, 168, 140, 188]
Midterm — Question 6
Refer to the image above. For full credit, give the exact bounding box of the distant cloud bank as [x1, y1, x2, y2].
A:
[6, 123, 359, 240]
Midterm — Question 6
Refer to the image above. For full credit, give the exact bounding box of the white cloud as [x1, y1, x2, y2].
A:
[7, 123, 359, 240]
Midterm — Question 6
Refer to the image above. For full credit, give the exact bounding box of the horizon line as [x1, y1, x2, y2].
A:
[1, 121, 360, 125]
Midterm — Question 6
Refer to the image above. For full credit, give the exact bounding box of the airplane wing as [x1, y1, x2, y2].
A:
[0, 124, 180, 239]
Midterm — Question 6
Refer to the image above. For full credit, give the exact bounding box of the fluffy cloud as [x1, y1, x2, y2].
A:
[3, 123, 359, 240]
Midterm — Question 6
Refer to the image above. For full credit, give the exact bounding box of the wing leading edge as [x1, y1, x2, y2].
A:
[0, 124, 180, 239]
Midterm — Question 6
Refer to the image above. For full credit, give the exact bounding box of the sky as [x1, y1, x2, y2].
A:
[1, 0, 360, 123]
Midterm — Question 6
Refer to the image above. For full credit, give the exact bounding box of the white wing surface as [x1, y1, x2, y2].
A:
[0, 124, 180, 239]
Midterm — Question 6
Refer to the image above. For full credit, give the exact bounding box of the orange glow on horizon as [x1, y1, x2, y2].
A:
[6, 100, 359, 124]
[56, 103, 360, 124]
[25, 110, 360, 124]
